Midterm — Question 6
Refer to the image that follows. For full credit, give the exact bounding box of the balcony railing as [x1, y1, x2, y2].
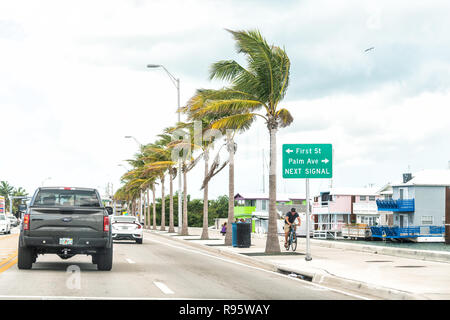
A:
[376, 199, 415, 212]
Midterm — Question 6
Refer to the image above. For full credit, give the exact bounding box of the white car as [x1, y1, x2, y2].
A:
[111, 215, 143, 244]
[0, 215, 11, 234]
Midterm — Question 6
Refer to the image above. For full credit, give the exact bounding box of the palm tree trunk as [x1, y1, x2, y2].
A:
[265, 127, 281, 253]
[146, 189, 150, 229]
[160, 176, 166, 231]
[138, 193, 142, 223]
[181, 167, 189, 235]
[225, 135, 235, 246]
[152, 185, 157, 230]
[201, 148, 209, 240]
[168, 172, 175, 233]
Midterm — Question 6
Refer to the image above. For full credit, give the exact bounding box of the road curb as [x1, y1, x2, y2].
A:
[144, 229, 423, 300]
[274, 264, 422, 300]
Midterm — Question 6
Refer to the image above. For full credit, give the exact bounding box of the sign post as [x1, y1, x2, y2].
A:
[305, 178, 311, 261]
[282, 144, 333, 261]
[0, 196, 5, 214]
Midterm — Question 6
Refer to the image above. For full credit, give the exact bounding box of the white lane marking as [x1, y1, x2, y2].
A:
[126, 258, 135, 264]
[147, 237, 371, 300]
[0, 295, 198, 300]
[153, 281, 174, 295]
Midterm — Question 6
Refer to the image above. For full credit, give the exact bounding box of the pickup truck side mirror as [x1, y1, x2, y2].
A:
[105, 206, 113, 215]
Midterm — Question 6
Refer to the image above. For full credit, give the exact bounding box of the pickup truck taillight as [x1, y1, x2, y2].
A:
[103, 216, 109, 232]
[23, 214, 30, 230]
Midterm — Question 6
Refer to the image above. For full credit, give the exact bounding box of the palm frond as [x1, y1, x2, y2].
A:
[210, 113, 256, 132]
[194, 99, 262, 117]
[276, 108, 293, 127]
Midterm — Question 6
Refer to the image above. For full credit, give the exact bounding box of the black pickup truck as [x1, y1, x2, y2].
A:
[18, 187, 113, 270]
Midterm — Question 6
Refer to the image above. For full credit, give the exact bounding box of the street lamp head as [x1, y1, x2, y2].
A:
[147, 64, 161, 68]
[124, 136, 132, 139]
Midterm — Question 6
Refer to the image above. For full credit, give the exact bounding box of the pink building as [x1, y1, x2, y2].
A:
[312, 187, 380, 238]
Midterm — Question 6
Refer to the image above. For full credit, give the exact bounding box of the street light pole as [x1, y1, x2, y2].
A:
[147, 64, 183, 234]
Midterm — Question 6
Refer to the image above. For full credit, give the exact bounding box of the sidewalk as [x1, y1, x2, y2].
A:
[144, 227, 450, 300]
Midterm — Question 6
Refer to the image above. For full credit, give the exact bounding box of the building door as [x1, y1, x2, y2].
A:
[399, 188, 408, 200]
[399, 214, 408, 228]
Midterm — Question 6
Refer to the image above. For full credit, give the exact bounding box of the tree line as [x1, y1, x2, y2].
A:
[114, 29, 292, 253]
[0, 181, 29, 216]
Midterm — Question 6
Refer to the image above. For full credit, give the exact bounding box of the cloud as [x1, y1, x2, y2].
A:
[0, 0, 449, 201]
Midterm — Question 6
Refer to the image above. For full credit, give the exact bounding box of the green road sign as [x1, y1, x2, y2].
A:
[283, 144, 332, 178]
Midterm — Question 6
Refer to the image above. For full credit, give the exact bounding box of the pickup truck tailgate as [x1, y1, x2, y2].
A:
[28, 208, 105, 239]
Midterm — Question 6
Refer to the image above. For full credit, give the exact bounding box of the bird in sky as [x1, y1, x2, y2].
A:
[365, 47, 375, 52]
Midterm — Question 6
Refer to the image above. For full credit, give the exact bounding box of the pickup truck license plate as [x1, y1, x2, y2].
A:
[59, 238, 73, 245]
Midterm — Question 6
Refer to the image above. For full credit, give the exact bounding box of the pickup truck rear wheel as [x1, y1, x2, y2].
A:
[18, 245, 34, 270]
[96, 245, 113, 271]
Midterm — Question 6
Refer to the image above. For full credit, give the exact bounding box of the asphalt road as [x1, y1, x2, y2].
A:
[0, 228, 360, 300]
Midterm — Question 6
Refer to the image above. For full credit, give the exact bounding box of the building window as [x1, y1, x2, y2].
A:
[360, 196, 366, 201]
[421, 216, 433, 225]
[262, 200, 267, 211]
[384, 195, 392, 200]
[369, 196, 376, 201]
[329, 195, 333, 202]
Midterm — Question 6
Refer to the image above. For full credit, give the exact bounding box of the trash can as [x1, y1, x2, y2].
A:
[236, 222, 251, 248]
[231, 223, 238, 247]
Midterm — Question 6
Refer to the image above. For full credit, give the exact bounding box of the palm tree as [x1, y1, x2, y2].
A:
[190, 29, 293, 253]
[165, 123, 203, 236]
[179, 105, 230, 240]
[143, 134, 178, 233]
[184, 89, 251, 246]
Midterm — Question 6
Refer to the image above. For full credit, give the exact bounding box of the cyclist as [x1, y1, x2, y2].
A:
[284, 208, 301, 249]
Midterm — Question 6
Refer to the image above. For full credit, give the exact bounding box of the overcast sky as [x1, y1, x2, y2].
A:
[1, 0, 449, 200]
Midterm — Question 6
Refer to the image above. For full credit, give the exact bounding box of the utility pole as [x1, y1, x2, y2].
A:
[147, 64, 183, 234]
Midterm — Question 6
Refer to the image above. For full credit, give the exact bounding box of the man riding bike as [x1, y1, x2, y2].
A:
[284, 208, 301, 249]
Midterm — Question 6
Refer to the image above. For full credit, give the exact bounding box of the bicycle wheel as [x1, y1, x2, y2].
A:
[291, 232, 297, 251]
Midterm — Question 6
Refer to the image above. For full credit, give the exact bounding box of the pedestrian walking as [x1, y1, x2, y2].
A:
[221, 222, 227, 236]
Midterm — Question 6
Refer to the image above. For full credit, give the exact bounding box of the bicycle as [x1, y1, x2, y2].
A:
[286, 224, 297, 251]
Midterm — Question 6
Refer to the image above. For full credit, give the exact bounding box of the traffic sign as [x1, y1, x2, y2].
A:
[282, 144, 332, 178]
